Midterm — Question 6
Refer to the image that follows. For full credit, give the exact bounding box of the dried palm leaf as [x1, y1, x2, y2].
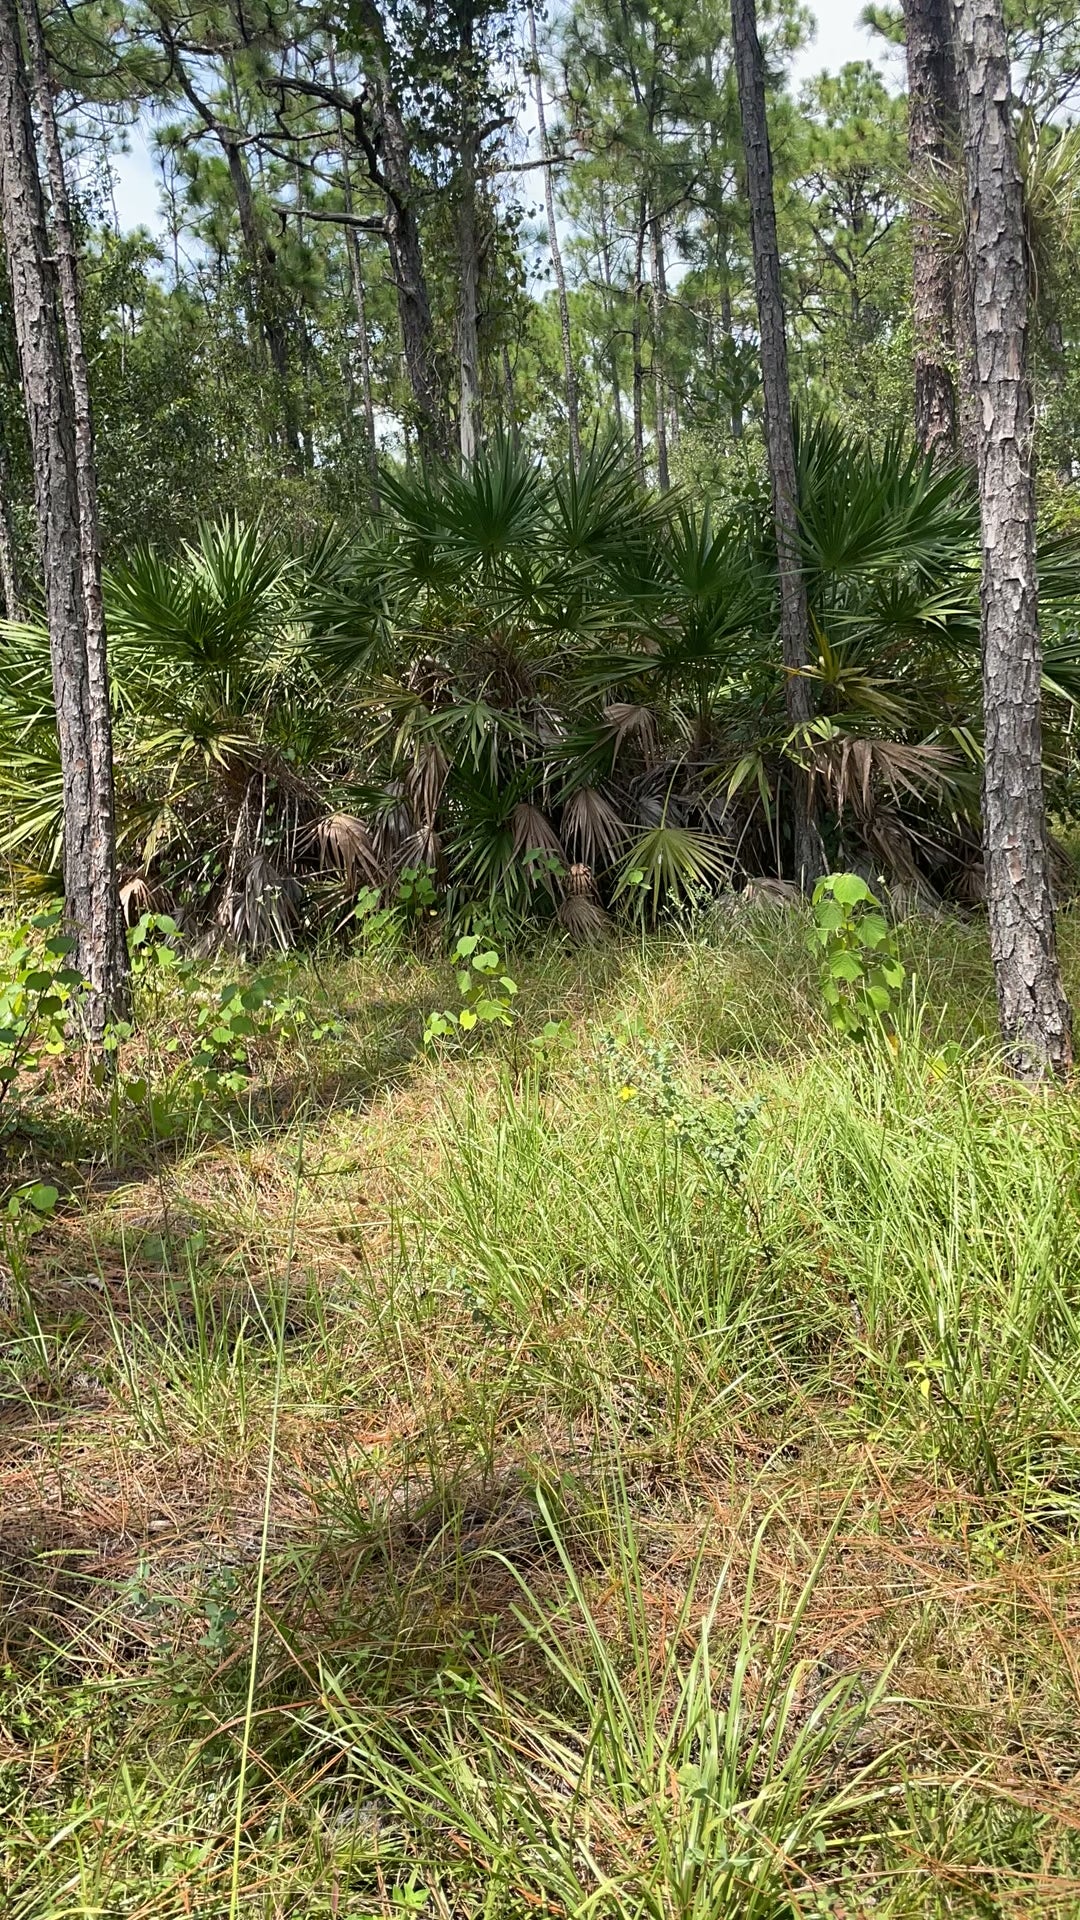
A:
[742, 876, 800, 909]
[406, 739, 449, 828]
[119, 872, 173, 926]
[372, 785, 414, 870]
[232, 855, 303, 953]
[313, 812, 383, 890]
[602, 702, 660, 765]
[557, 889, 610, 941]
[563, 786, 626, 867]
[810, 735, 956, 819]
[511, 802, 565, 861]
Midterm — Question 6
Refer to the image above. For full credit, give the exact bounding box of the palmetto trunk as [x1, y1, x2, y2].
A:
[903, 0, 960, 455]
[730, 0, 822, 889]
[952, 0, 1072, 1077]
[0, 0, 127, 1036]
[20, 0, 128, 1024]
[528, 0, 580, 466]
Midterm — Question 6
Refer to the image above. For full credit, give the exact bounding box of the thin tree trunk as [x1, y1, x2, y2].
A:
[330, 46, 380, 503]
[457, 82, 481, 463]
[221, 134, 301, 465]
[20, 0, 128, 1022]
[952, 0, 1072, 1076]
[345, 225, 380, 499]
[719, 265, 744, 439]
[0, 0, 125, 1036]
[632, 197, 646, 484]
[528, 0, 579, 465]
[0, 412, 21, 619]
[730, 0, 822, 889]
[354, 0, 446, 460]
[597, 183, 623, 431]
[903, 0, 960, 455]
[649, 214, 669, 491]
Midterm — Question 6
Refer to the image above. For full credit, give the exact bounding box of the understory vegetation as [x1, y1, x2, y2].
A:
[3, 907, 1080, 1916]
[5, 427, 1080, 947]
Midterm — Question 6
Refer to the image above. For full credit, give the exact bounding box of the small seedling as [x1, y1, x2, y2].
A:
[423, 936, 518, 1046]
[809, 873, 905, 1041]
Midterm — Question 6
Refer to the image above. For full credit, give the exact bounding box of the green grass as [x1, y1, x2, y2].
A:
[3, 906, 1080, 1916]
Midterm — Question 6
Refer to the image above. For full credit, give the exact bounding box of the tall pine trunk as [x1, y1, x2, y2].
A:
[528, 0, 579, 466]
[0, 0, 127, 1036]
[952, 0, 1072, 1077]
[730, 0, 821, 889]
[20, 0, 128, 1021]
[903, 0, 960, 455]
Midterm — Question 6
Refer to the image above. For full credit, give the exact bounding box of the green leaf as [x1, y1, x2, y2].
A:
[859, 915, 890, 949]
[828, 951, 864, 982]
[829, 873, 875, 907]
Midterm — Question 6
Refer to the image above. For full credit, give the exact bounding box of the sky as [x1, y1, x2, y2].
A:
[109, 0, 884, 234]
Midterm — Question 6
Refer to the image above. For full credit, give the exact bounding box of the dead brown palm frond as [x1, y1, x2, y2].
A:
[232, 855, 303, 953]
[809, 735, 956, 820]
[511, 802, 564, 863]
[862, 810, 942, 900]
[602, 702, 661, 766]
[119, 871, 173, 926]
[399, 821, 444, 878]
[372, 785, 414, 871]
[313, 812, 383, 890]
[557, 863, 610, 940]
[562, 786, 626, 868]
[406, 739, 449, 829]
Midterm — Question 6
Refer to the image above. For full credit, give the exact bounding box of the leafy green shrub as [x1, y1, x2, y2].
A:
[809, 874, 905, 1040]
[423, 935, 518, 1046]
[0, 909, 83, 1116]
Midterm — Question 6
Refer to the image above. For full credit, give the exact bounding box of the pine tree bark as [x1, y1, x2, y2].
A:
[528, 0, 579, 466]
[952, 0, 1072, 1077]
[0, 0, 126, 1036]
[20, 0, 128, 1022]
[903, 0, 961, 455]
[730, 0, 822, 889]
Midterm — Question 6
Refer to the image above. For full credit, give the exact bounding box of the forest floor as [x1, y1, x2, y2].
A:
[2, 907, 1080, 1917]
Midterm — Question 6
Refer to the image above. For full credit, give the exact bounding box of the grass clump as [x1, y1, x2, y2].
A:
[2, 909, 1080, 1916]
